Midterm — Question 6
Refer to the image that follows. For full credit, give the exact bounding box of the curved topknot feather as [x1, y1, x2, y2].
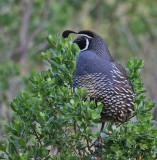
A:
[62, 30, 77, 38]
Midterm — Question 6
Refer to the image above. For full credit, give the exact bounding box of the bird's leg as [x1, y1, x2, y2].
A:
[94, 100, 97, 109]
[100, 122, 105, 133]
[94, 122, 105, 148]
[105, 121, 114, 135]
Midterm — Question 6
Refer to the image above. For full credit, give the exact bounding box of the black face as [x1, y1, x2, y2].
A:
[73, 36, 92, 51]
[73, 37, 86, 50]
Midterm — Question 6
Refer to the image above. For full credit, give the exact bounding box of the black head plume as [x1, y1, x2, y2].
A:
[78, 30, 96, 38]
[62, 30, 77, 38]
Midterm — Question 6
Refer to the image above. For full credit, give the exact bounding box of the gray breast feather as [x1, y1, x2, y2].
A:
[74, 50, 113, 79]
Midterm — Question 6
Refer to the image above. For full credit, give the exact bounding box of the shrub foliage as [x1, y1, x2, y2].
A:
[0, 35, 156, 160]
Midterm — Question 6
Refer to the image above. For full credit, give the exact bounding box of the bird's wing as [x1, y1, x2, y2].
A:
[111, 62, 135, 111]
[113, 62, 133, 90]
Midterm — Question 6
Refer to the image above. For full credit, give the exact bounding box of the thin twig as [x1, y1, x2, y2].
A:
[55, 109, 62, 116]
[28, 0, 51, 45]
[32, 127, 42, 146]
[84, 123, 93, 154]
[86, 139, 93, 154]
[89, 143, 94, 149]
[74, 120, 77, 134]
[18, 0, 34, 62]
[116, 115, 135, 128]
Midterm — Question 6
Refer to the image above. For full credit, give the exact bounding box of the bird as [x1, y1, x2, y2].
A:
[62, 30, 134, 147]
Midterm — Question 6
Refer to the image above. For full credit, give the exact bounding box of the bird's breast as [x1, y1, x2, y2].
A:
[73, 51, 134, 122]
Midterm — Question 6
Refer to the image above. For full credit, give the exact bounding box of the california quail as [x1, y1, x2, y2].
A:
[62, 30, 134, 146]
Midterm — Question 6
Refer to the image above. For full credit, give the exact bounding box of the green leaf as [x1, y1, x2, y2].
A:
[17, 139, 26, 147]
[0, 155, 6, 159]
[0, 142, 6, 152]
[9, 142, 17, 155]
[43, 60, 50, 67]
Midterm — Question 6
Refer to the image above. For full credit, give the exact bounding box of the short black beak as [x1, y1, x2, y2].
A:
[73, 39, 78, 43]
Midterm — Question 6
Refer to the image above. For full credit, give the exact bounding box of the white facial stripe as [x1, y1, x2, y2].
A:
[77, 34, 92, 39]
[80, 38, 89, 52]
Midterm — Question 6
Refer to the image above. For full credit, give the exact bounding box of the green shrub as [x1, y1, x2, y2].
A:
[0, 35, 156, 160]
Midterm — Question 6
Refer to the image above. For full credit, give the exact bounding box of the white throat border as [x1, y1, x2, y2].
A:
[80, 38, 89, 52]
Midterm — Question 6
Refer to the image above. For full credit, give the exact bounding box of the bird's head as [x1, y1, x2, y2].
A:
[62, 30, 97, 52]
[62, 30, 113, 61]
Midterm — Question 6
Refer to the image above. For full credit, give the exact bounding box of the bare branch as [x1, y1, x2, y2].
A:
[28, 0, 51, 46]
[34, 41, 49, 52]
[116, 3, 141, 55]
[18, 0, 34, 63]
[119, 18, 141, 54]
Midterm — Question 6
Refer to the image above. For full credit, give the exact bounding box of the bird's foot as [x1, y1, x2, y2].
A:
[94, 135, 104, 148]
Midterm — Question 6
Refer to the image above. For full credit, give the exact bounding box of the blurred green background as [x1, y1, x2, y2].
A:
[0, 0, 157, 139]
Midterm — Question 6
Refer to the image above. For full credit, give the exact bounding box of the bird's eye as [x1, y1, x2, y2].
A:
[78, 37, 85, 41]
[73, 37, 86, 50]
